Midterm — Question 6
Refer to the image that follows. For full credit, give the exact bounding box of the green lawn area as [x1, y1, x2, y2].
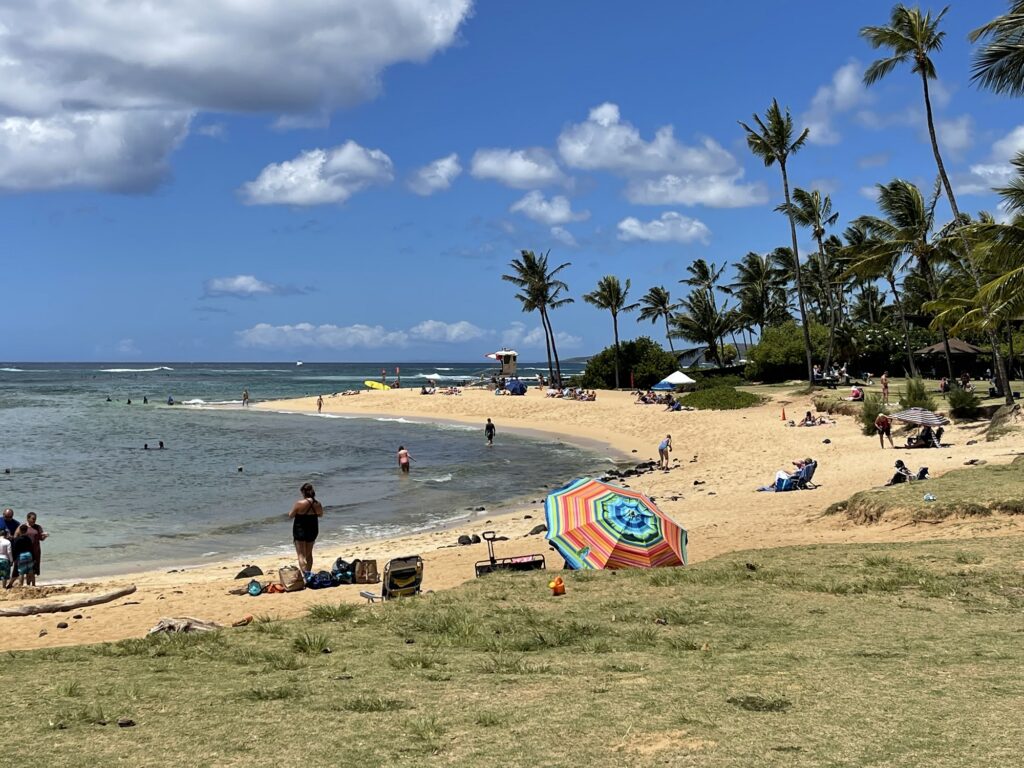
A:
[3, 538, 1023, 767]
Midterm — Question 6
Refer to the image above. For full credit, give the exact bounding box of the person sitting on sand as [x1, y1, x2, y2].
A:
[875, 412, 894, 449]
[886, 460, 915, 486]
[849, 386, 864, 402]
[798, 410, 818, 427]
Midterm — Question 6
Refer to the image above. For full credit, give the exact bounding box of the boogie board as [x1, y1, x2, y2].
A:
[364, 380, 391, 391]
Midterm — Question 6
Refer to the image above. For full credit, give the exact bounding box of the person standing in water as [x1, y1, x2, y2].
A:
[397, 446, 412, 474]
[317, 395, 324, 413]
[242, 388, 250, 407]
[485, 418, 496, 446]
[289, 482, 323, 574]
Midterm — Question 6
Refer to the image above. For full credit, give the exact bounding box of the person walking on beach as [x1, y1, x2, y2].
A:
[242, 388, 250, 407]
[658, 435, 672, 470]
[24, 512, 47, 580]
[317, 395, 324, 413]
[875, 412, 894, 449]
[289, 482, 323, 574]
[485, 418, 496, 446]
[397, 446, 412, 474]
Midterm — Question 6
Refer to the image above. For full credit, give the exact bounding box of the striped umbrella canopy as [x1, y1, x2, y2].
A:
[545, 477, 688, 570]
[891, 407, 949, 426]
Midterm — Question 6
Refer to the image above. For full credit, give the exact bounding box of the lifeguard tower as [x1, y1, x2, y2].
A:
[485, 349, 518, 377]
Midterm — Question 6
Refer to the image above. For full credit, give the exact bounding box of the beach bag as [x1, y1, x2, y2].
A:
[306, 570, 334, 590]
[352, 559, 379, 584]
[278, 565, 305, 592]
[246, 579, 263, 597]
[331, 558, 355, 585]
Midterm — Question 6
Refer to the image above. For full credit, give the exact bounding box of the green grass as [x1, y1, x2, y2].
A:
[3, 538, 1024, 766]
[826, 454, 1024, 523]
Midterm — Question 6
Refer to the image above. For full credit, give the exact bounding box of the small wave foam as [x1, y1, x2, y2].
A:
[0, 367, 25, 372]
[182, 398, 206, 405]
[375, 417, 421, 424]
[99, 366, 174, 373]
[413, 473, 453, 483]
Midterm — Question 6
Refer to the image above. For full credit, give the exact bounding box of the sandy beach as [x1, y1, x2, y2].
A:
[2, 386, 1022, 652]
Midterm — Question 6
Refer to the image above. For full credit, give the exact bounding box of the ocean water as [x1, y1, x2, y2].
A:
[0, 362, 599, 579]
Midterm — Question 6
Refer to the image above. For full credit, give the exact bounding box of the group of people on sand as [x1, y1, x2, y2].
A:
[635, 390, 674, 406]
[0, 508, 47, 588]
[545, 386, 596, 401]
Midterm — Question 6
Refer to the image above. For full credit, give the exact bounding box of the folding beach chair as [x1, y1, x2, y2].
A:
[795, 461, 818, 490]
[474, 531, 546, 577]
[360, 556, 424, 603]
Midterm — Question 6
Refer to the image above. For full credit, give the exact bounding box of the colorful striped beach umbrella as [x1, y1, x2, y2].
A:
[545, 477, 687, 570]
[891, 407, 949, 426]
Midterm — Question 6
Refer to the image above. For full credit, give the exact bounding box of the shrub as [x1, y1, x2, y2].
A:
[947, 386, 981, 419]
[680, 386, 762, 410]
[859, 394, 886, 436]
[744, 321, 829, 383]
[692, 373, 744, 390]
[898, 378, 937, 411]
[579, 336, 677, 389]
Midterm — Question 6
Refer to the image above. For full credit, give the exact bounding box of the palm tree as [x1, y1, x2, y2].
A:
[636, 286, 678, 353]
[841, 221, 919, 377]
[671, 289, 736, 368]
[861, 6, 1014, 401]
[726, 251, 790, 340]
[740, 100, 814, 383]
[583, 275, 638, 389]
[680, 258, 738, 358]
[969, 1, 1024, 95]
[778, 188, 841, 368]
[502, 250, 573, 384]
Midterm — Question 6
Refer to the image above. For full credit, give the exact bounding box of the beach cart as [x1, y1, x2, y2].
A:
[474, 530, 546, 577]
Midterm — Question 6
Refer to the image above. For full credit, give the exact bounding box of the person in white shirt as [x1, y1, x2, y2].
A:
[0, 531, 12, 588]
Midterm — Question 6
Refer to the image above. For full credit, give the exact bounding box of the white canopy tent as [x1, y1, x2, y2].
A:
[663, 371, 696, 385]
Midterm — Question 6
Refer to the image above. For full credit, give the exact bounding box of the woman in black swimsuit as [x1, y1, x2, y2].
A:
[289, 482, 323, 574]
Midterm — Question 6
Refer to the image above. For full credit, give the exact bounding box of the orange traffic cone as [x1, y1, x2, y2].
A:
[781, 407, 786, 421]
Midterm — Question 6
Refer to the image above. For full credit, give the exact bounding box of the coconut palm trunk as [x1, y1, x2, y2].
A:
[921, 71, 1012, 400]
[780, 166, 815, 383]
[886, 273, 919, 377]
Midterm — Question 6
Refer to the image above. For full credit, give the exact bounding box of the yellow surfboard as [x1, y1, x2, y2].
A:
[364, 380, 391, 391]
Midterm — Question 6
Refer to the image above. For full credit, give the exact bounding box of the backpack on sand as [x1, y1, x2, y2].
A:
[332, 558, 355, 585]
[307, 570, 334, 590]
[246, 579, 263, 596]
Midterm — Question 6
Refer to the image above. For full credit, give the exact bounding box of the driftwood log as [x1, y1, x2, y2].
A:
[0, 585, 137, 617]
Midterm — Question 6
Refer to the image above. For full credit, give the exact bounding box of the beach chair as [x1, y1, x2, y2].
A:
[474, 530, 546, 577]
[359, 556, 424, 603]
[795, 461, 818, 490]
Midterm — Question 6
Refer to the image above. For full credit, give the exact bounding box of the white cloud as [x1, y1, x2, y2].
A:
[204, 275, 302, 298]
[935, 115, 974, 153]
[859, 185, 879, 201]
[956, 124, 1024, 196]
[0, 111, 190, 192]
[470, 148, 566, 189]
[408, 320, 486, 343]
[617, 212, 710, 244]
[241, 140, 393, 206]
[407, 153, 462, 195]
[502, 321, 581, 349]
[0, 1, 470, 192]
[238, 323, 408, 350]
[625, 172, 768, 208]
[802, 61, 870, 145]
[549, 226, 578, 247]
[808, 178, 838, 195]
[509, 190, 589, 226]
[238, 318, 487, 350]
[558, 102, 736, 175]
[197, 122, 226, 139]
[0, 2, 472, 117]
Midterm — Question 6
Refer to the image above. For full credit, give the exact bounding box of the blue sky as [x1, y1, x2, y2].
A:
[1, 0, 1017, 362]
